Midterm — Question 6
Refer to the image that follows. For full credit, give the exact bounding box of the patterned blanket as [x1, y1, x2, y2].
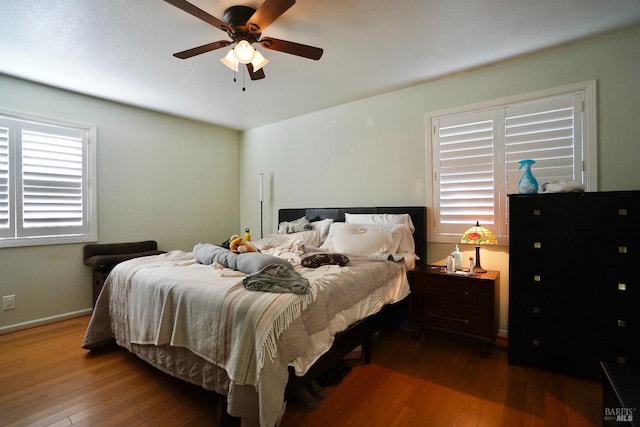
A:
[82, 250, 408, 427]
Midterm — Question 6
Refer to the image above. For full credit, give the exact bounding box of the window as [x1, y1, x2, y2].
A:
[0, 109, 97, 248]
[427, 81, 597, 244]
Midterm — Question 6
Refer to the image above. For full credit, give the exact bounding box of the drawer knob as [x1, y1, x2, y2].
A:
[618, 246, 628, 254]
[617, 356, 627, 365]
[533, 275, 541, 282]
[532, 307, 541, 314]
[618, 283, 627, 292]
[533, 242, 542, 249]
[618, 208, 628, 216]
[618, 320, 627, 328]
[533, 209, 541, 216]
[532, 339, 540, 347]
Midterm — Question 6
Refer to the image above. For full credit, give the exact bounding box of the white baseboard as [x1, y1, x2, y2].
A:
[0, 308, 92, 335]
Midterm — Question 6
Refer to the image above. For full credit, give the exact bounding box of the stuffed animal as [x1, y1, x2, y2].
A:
[229, 235, 257, 253]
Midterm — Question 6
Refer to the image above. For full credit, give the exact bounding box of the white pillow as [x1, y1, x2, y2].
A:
[322, 222, 415, 259]
[344, 213, 415, 233]
[310, 218, 333, 244]
[331, 223, 393, 256]
[253, 230, 320, 250]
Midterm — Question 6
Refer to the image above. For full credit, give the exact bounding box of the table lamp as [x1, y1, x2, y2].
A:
[460, 221, 497, 273]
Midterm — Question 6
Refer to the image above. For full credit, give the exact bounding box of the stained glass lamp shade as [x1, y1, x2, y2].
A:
[460, 221, 497, 273]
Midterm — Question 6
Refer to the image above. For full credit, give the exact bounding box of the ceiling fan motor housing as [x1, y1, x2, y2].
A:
[224, 6, 260, 43]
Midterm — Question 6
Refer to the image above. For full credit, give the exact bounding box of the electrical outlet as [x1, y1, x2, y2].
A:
[3, 295, 16, 310]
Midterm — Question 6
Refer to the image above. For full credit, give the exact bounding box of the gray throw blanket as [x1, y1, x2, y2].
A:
[243, 264, 310, 294]
[193, 242, 293, 274]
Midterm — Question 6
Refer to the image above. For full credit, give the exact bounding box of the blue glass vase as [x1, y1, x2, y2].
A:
[518, 159, 538, 194]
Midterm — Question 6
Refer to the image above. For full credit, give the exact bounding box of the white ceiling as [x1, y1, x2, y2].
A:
[2, 0, 640, 131]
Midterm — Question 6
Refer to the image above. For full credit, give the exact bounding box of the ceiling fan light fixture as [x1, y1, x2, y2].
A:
[233, 40, 256, 64]
[250, 49, 269, 72]
[220, 50, 239, 72]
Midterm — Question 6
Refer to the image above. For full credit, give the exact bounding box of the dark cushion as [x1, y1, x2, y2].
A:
[83, 250, 164, 269]
[301, 253, 350, 268]
[83, 240, 163, 269]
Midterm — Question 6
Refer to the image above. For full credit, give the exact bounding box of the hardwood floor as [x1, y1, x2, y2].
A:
[0, 316, 602, 427]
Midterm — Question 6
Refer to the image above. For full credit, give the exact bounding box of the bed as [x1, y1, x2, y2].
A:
[82, 206, 426, 427]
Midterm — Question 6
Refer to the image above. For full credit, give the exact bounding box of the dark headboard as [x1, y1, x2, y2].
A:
[278, 206, 427, 265]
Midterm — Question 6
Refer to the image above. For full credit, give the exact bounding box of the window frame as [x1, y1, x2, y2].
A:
[0, 108, 97, 248]
[426, 80, 597, 245]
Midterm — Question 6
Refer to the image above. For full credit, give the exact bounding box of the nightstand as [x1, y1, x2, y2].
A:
[407, 265, 500, 356]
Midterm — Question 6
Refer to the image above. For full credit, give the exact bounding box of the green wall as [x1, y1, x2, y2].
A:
[240, 26, 640, 332]
[0, 75, 241, 332]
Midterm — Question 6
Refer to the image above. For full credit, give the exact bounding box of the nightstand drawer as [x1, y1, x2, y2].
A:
[412, 277, 491, 307]
[415, 302, 491, 337]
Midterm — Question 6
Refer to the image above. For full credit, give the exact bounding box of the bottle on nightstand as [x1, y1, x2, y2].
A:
[446, 255, 455, 274]
[452, 244, 462, 270]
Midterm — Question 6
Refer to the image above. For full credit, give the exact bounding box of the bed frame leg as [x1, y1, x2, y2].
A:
[363, 336, 372, 364]
[216, 394, 241, 427]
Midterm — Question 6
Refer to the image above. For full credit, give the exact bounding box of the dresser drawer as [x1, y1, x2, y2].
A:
[602, 270, 638, 303]
[508, 193, 592, 230]
[415, 301, 491, 337]
[601, 334, 640, 367]
[510, 325, 601, 376]
[597, 193, 640, 231]
[509, 266, 595, 298]
[599, 233, 640, 266]
[510, 231, 594, 266]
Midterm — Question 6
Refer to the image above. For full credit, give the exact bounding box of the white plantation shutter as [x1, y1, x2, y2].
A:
[19, 123, 86, 236]
[0, 124, 11, 237]
[433, 110, 496, 237]
[428, 82, 595, 244]
[0, 111, 96, 247]
[505, 95, 583, 194]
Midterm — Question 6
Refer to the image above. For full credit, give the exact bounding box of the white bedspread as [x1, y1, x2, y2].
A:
[83, 250, 409, 427]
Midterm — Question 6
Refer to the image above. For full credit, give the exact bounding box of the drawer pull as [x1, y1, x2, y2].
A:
[618, 246, 628, 254]
[617, 356, 627, 365]
[426, 286, 469, 296]
[428, 312, 469, 324]
[533, 209, 541, 216]
[532, 307, 541, 314]
[533, 242, 542, 249]
[532, 339, 541, 347]
[533, 275, 541, 282]
[618, 208, 628, 216]
[618, 283, 627, 292]
[618, 320, 627, 328]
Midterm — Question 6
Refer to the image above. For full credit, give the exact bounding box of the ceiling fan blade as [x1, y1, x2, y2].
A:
[258, 37, 323, 60]
[173, 40, 231, 59]
[163, 0, 230, 32]
[246, 0, 295, 34]
[247, 63, 266, 80]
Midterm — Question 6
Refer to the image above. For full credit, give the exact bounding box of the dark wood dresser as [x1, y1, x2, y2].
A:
[508, 191, 640, 378]
[408, 265, 500, 356]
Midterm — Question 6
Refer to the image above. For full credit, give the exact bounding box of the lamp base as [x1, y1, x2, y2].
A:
[474, 246, 487, 273]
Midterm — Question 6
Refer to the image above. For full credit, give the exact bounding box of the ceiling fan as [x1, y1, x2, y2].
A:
[163, 0, 324, 81]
